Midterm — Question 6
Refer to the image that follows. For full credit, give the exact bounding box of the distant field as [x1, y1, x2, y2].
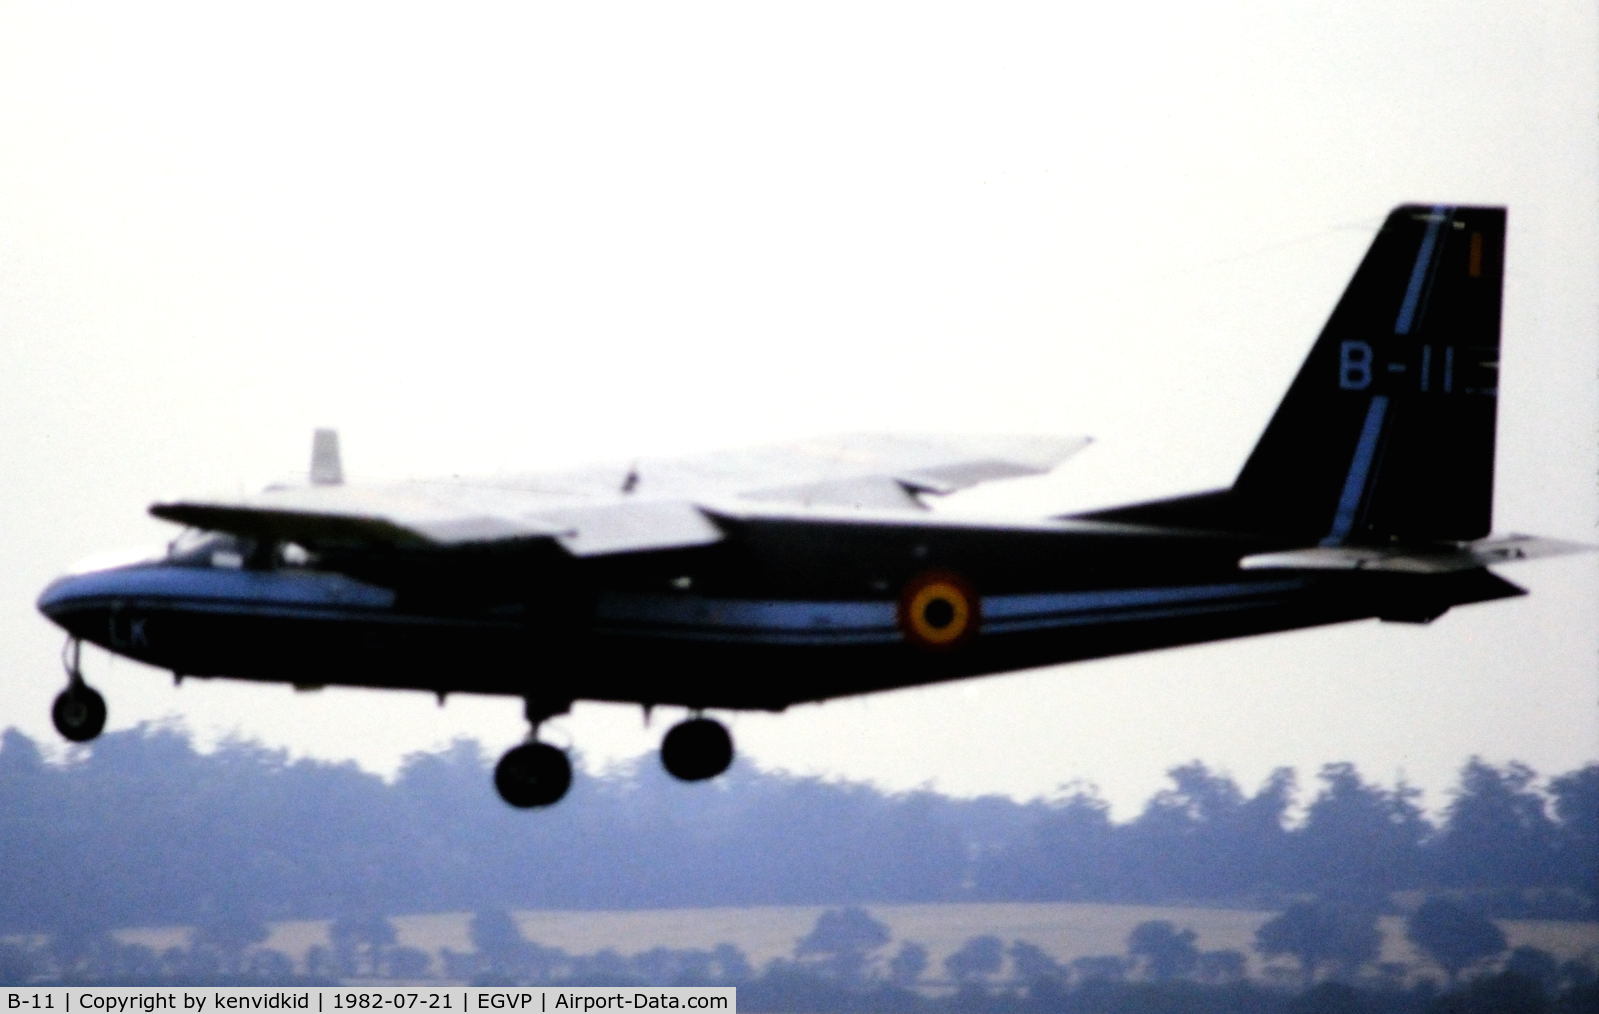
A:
[106, 902, 1599, 978]
[115, 901, 1599, 984]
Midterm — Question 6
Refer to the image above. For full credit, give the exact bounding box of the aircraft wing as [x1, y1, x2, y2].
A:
[151, 431, 1088, 559]
[151, 485, 727, 557]
[1238, 534, 1592, 574]
[633, 432, 1092, 506]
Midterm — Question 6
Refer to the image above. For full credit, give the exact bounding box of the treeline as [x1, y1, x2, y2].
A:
[755, 905, 1597, 1014]
[7, 902, 1596, 1014]
[0, 724, 1593, 934]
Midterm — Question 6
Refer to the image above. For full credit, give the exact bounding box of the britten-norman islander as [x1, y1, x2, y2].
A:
[37, 205, 1584, 807]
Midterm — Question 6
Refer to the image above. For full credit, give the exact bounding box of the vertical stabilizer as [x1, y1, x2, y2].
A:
[1079, 205, 1505, 543]
[1232, 204, 1504, 543]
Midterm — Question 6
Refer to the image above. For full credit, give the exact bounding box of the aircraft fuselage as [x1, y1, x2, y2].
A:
[39, 513, 1378, 711]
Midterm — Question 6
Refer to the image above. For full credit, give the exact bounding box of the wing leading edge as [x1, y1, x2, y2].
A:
[151, 431, 1089, 560]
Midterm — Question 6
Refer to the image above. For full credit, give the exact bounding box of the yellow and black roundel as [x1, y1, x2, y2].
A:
[898, 570, 979, 649]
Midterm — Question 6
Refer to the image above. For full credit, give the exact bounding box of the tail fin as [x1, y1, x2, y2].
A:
[1084, 204, 1506, 543]
[310, 428, 344, 486]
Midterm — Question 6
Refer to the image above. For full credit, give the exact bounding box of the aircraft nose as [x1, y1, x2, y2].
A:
[37, 575, 74, 619]
[37, 573, 100, 638]
[37, 547, 162, 631]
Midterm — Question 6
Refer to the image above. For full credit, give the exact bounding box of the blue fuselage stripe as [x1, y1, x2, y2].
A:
[45, 565, 1313, 650]
[981, 580, 1302, 619]
[593, 580, 1307, 644]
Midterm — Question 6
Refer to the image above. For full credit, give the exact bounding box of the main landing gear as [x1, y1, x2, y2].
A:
[659, 716, 734, 782]
[491, 702, 736, 808]
[494, 698, 575, 809]
[52, 639, 106, 743]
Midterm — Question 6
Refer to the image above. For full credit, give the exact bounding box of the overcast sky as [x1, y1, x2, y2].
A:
[1, 2, 1594, 818]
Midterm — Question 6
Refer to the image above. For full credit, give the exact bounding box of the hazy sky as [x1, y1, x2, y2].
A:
[1, 2, 1594, 819]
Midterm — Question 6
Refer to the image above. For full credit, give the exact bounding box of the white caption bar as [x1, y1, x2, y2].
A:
[3, 989, 734, 1014]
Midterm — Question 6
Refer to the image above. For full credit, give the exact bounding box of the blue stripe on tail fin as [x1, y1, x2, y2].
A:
[1077, 205, 1506, 543]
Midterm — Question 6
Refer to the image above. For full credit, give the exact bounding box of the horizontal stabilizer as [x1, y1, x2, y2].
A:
[1240, 533, 1591, 575]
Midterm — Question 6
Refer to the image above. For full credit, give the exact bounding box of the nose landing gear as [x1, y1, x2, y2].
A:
[51, 639, 106, 743]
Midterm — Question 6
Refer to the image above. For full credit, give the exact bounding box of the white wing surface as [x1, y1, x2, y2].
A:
[151, 432, 1090, 558]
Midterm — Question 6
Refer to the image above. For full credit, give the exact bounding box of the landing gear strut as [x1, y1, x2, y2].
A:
[660, 716, 734, 782]
[51, 640, 106, 743]
[493, 697, 573, 808]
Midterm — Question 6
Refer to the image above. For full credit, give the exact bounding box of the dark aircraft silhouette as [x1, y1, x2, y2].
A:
[37, 205, 1582, 806]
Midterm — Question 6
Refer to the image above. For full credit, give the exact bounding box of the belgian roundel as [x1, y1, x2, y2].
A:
[898, 570, 979, 649]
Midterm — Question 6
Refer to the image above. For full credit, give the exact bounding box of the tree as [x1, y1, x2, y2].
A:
[1432, 758, 1556, 889]
[192, 912, 270, 975]
[469, 909, 528, 975]
[979, 780, 1118, 900]
[1435, 970, 1551, 1014]
[384, 946, 433, 980]
[329, 912, 397, 977]
[1548, 764, 1599, 897]
[1008, 940, 1062, 984]
[794, 907, 890, 982]
[1503, 946, 1560, 997]
[1255, 900, 1381, 984]
[45, 919, 117, 982]
[886, 941, 928, 988]
[1286, 982, 1366, 1014]
[1071, 955, 1127, 982]
[1405, 897, 1507, 984]
[1298, 762, 1429, 899]
[0, 729, 45, 778]
[711, 943, 752, 983]
[944, 934, 1004, 984]
[673, 949, 715, 984]
[1195, 950, 1246, 984]
[249, 949, 296, 981]
[305, 944, 340, 982]
[1126, 920, 1199, 981]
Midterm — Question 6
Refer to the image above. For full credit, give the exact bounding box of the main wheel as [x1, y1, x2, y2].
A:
[494, 742, 573, 808]
[52, 685, 107, 742]
[660, 717, 734, 782]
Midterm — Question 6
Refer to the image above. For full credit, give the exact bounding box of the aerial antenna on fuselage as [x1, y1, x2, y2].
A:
[310, 428, 344, 486]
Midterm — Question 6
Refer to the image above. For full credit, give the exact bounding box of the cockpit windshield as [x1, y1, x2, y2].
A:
[166, 530, 315, 570]
[167, 530, 249, 568]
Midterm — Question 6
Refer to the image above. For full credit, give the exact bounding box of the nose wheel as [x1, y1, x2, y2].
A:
[52, 640, 106, 742]
[52, 684, 107, 742]
[660, 716, 734, 782]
